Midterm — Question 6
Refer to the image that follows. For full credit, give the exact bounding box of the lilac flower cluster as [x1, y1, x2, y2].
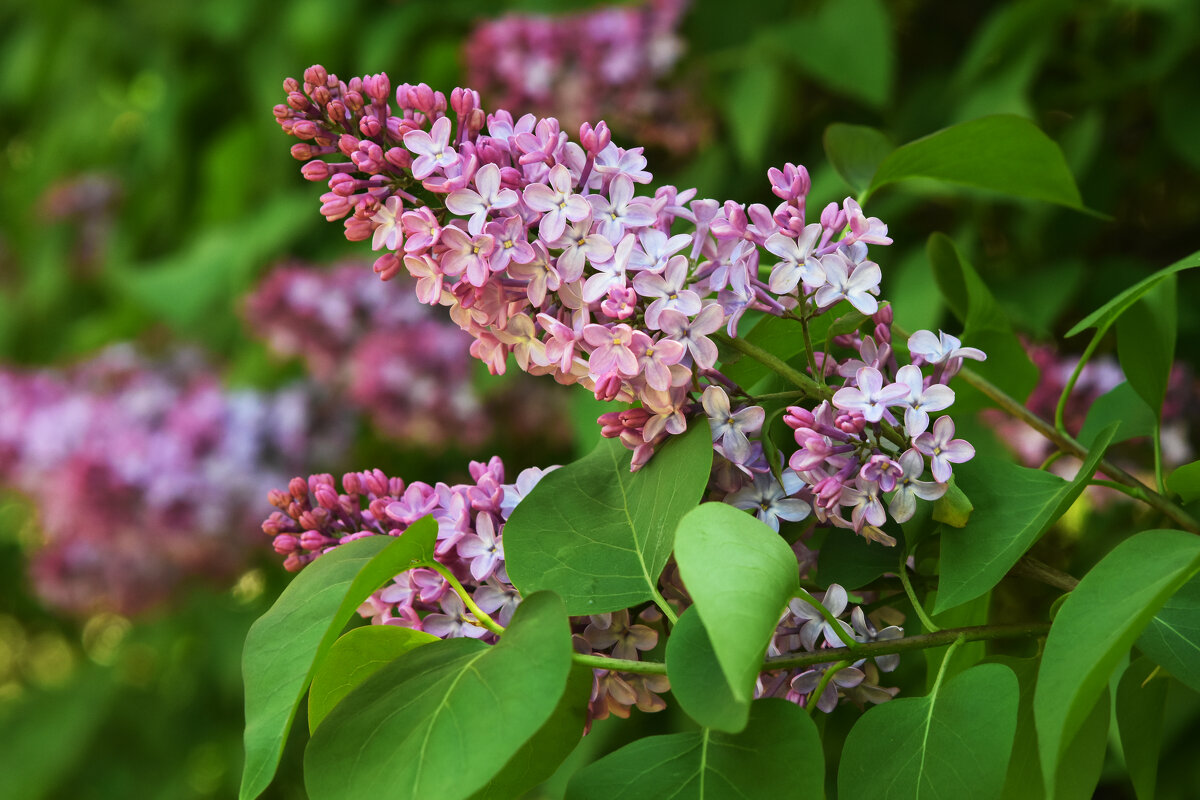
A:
[244, 262, 489, 447]
[262, 460, 669, 726]
[274, 65, 986, 545]
[0, 346, 350, 616]
[462, 0, 703, 152]
[759, 583, 903, 712]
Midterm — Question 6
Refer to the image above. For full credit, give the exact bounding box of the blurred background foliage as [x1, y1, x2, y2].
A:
[1, 0, 1198, 797]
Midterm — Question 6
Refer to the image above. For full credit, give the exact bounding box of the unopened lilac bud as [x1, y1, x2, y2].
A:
[359, 114, 382, 138]
[344, 214, 373, 242]
[341, 472, 362, 495]
[820, 201, 846, 231]
[580, 121, 611, 156]
[286, 91, 310, 112]
[363, 73, 390, 102]
[395, 83, 413, 109]
[289, 477, 310, 501]
[300, 530, 337, 550]
[465, 108, 486, 138]
[319, 191, 353, 221]
[373, 252, 402, 281]
[292, 119, 319, 140]
[364, 469, 389, 497]
[283, 77, 300, 93]
[273, 533, 300, 554]
[835, 412, 865, 435]
[314, 484, 340, 510]
[329, 173, 358, 197]
[411, 83, 436, 114]
[384, 146, 411, 170]
[451, 87, 479, 117]
[268, 489, 291, 509]
[874, 323, 891, 345]
[262, 513, 288, 537]
[300, 160, 331, 181]
[339, 531, 375, 545]
[303, 65, 328, 88]
[598, 411, 625, 437]
[783, 406, 815, 429]
[594, 372, 623, 402]
[368, 497, 390, 521]
[338, 133, 360, 157]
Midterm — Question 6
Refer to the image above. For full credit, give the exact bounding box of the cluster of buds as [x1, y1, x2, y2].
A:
[244, 261, 489, 447]
[0, 345, 350, 616]
[263, 460, 669, 726]
[274, 65, 986, 545]
[462, 0, 704, 152]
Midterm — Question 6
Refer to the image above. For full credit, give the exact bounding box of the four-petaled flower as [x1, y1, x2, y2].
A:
[914, 416, 975, 483]
[832, 367, 909, 423]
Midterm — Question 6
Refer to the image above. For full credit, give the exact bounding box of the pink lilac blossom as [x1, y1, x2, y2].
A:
[462, 0, 707, 152]
[275, 65, 987, 547]
[0, 345, 351, 617]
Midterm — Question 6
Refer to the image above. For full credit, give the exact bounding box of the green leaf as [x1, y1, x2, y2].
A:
[823, 123, 894, 195]
[727, 61, 780, 166]
[927, 233, 1039, 403]
[935, 423, 1117, 613]
[1137, 572, 1200, 693]
[240, 521, 437, 800]
[866, 115, 1087, 211]
[932, 476, 974, 528]
[816, 526, 897, 590]
[468, 663, 592, 800]
[839, 662, 1019, 800]
[565, 699, 823, 799]
[771, 0, 893, 108]
[1000, 655, 1110, 800]
[665, 607, 748, 732]
[1167, 460, 1200, 504]
[305, 591, 574, 800]
[1078, 382, 1156, 448]
[1065, 249, 1200, 338]
[1116, 277, 1177, 418]
[674, 503, 799, 704]
[1034, 529, 1200, 792]
[504, 425, 711, 615]
[307, 625, 438, 733]
[1116, 657, 1168, 800]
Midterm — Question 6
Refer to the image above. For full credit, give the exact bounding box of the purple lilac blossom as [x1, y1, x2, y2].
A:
[0, 345, 350, 616]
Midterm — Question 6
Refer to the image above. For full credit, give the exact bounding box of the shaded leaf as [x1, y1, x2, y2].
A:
[504, 425, 711, 614]
[1116, 656, 1167, 800]
[727, 61, 780, 166]
[1034, 530, 1200, 791]
[565, 699, 823, 800]
[1137, 572, 1200, 693]
[1167, 460, 1200, 505]
[1000, 655, 1110, 800]
[308, 625, 438, 733]
[1078, 382, 1156, 448]
[817, 526, 897, 590]
[305, 592, 573, 800]
[927, 233, 1039, 404]
[839, 663, 1019, 800]
[240, 521, 437, 800]
[932, 476, 973, 528]
[665, 607, 747, 732]
[674, 503, 799, 703]
[936, 423, 1116, 613]
[823, 123, 894, 195]
[1116, 278, 1177, 419]
[867, 115, 1087, 211]
[771, 0, 893, 108]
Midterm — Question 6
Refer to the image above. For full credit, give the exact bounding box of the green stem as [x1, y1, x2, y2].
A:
[651, 589, 679, 626]
[930, 636, 966, 694]
[800, 314, 823, 388]
[427, 561, 506, 636]
[956, 365, 1200, 534]
[795, 587, 860, 650]
[899, 555, 941, 633]
[1038, 450, 1067, 472]
[806, 660, 852, 717]
[1054, 329, 1104, 435]
[588, 622, 1053, 677]
[1153, 418, 1166, 495]
[571, 651, 668, 675]
[1089, 479, 1142, 500]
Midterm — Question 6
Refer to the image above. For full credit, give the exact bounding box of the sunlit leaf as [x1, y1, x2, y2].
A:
[504, 425, 711, 615]
[307, 625, 438, 733]
[305, 592, 573, 800]
[1034, 529, 1200, 792]
[1116, 277, 1177, 419]
[240, 521, 437, 800]
[824, 123, 894, 195]
[935, 423, 1116, 613]
[1078, 382, 1156, 448]
[839, 663, 1019, 799]
[674, 503, 799, 704]
[666, 607, 748, 732]
[565, 699, 822, 799]
[1167, 460, 1200, 505]
[771, 0, 893, 108]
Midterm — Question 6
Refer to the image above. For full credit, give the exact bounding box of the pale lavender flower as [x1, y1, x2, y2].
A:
[907, 330, 987, 365]
[458, 511, 504, 581]
[888, 448, 947, 523]
[832, 367, 909, 424]
[522, 163, 591, 241]
[765, 225, 824, 294]
[702, 385, 764, 465]
[633, 255, 702, 328]
[370, 195, 404, 251]
[814, 251, 881, 315]
[894, 364, 955, 437]
[914, 416, 975, 483]
[404, 116, 459, 180]
[726, 470, 811, 531]
[422, 592, 488, 639]
[657, 304, 723, 368]
[445, 163, 519, 234]
[587, 173, 657, 241]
